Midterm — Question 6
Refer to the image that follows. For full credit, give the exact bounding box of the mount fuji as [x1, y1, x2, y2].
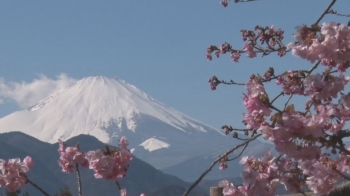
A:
[0, 76, 272, 177]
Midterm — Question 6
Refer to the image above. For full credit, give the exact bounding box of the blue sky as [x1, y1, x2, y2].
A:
[0, 0, 349, 130]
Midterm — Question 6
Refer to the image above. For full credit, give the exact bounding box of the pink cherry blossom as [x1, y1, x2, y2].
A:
[241, 170, 257, 185]
[303, 73, 349, 100]
[120, 188, 127, 196]
[58, 140, 88, 173]
[243, 43, 256, 58]
[291, 22, 350, 71]
[0, 157, 33, 192]
[339, 93, 350, 108]
[220, 0, 228, 7]
[230, 51, 240, 62]
[86, 137, 132, 180]
[243, 111, 263, 129]
[208, 76, 220, 90]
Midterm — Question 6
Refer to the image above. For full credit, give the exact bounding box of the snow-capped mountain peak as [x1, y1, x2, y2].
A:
[0, 76, 212, 142]
[0, 76, 257, 169]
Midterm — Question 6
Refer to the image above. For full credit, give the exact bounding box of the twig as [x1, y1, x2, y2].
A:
[315, 0, 337, 25]
[27, 178, 50, 196]
[298, 190, 307, 196]
[183, 134, 262, 196]
[275, 154, 283, 163]
[227, 142, 249, 161]
[235, 137, 249, 141]
[220, 80, 245, 86]
[307, 61, 321, 75]
[269, 104, 282, 113]
[334, 168, 350, 181]
[115, 180, 122, 190]
[335, 144, 350, 155]
[235, 0, 261, 3]
[336, 129, 350, 138]
[284, 94, 293, 110]
[270, 91, 283, 104]
[231, 128, 250, 132]
[326, 9, 350, 17]
[76, 164, 82, 196]
[320, 137, 350, 155]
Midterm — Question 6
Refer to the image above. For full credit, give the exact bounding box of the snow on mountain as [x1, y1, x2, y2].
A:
[139, 137, 170, 152]
[0, 76, 271, 171]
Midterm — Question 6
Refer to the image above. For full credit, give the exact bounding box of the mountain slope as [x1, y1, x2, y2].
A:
[0, 132, 208, 196]
[0, 76, 239, 169]
[0, 76, 218, 143]
[0, 76, 273, 179]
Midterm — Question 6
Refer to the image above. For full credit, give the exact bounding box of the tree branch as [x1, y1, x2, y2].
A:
[270, 91, 284, 104]
[307, 61, 321, 75]
[27, 178, 50, 196]
[336, 129, 350, 139]
[227, 142, 249, 161]
[76, 164, 82, 196]
[115, 180, 122, 190]
[334, 168, 350, 181]
[326, 9, 350, 17]
[315, 0, 337, 25]
[183, 134, 262, 196]
[220, 80, 245, 86]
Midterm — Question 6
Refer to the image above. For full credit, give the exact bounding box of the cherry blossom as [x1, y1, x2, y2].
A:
[86, 137, 132, 180]
[0, 157, 33, 192]
[58, 140, 88, 173]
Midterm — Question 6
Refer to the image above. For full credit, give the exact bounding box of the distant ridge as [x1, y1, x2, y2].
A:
[0, 76, 273, 179]
[0, 131, 208, 196]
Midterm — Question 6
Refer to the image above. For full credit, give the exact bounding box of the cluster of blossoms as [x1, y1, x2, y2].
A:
[58, 137, 139, 196]
[231, 69, 350, 194]
[85, 137, 132, 180]
[206, 25, 286, 63]
[289, 22, 350, 72]
[219, 150, 350, 195]
[58, 141, 88, 173]
[58, 137, 132, 180]
[205, 4, 350, 194]
[220, 151, 281, 196]
[0, 157, 33, 192]
[208, 76, 220, 90]
[0, 137, 140, 195]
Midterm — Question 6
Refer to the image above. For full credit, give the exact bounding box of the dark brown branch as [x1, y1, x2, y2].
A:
[315, 0, 337, 25]
[336, 129, 350, 138]
[320, 137, 350, 155]
[235, 0, 261, 3]
[270, 91, 284, 104]
[231, 128, 250, 132]
[27, 178, 50, 196]
[334, 168, 350, 181]
[298, 190, 307, 196]
[307, 61, 321, 75]
[235, 137, 249, 141]
[326, 9, 350, 17]
[275, 154, 284, 163]
[76, 164, 82, 196]
[284, 94, 293, 110]
[227, 142, 249, 161]
[335, 144, 350, 155]
[269, 104, 282, 113]
[220, 80, 245, 86]
[115, 180, 122, 190]
[183, 134, 262, 196]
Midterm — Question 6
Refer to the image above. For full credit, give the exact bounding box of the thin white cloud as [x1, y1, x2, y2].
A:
[0, 73, 77, 108]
